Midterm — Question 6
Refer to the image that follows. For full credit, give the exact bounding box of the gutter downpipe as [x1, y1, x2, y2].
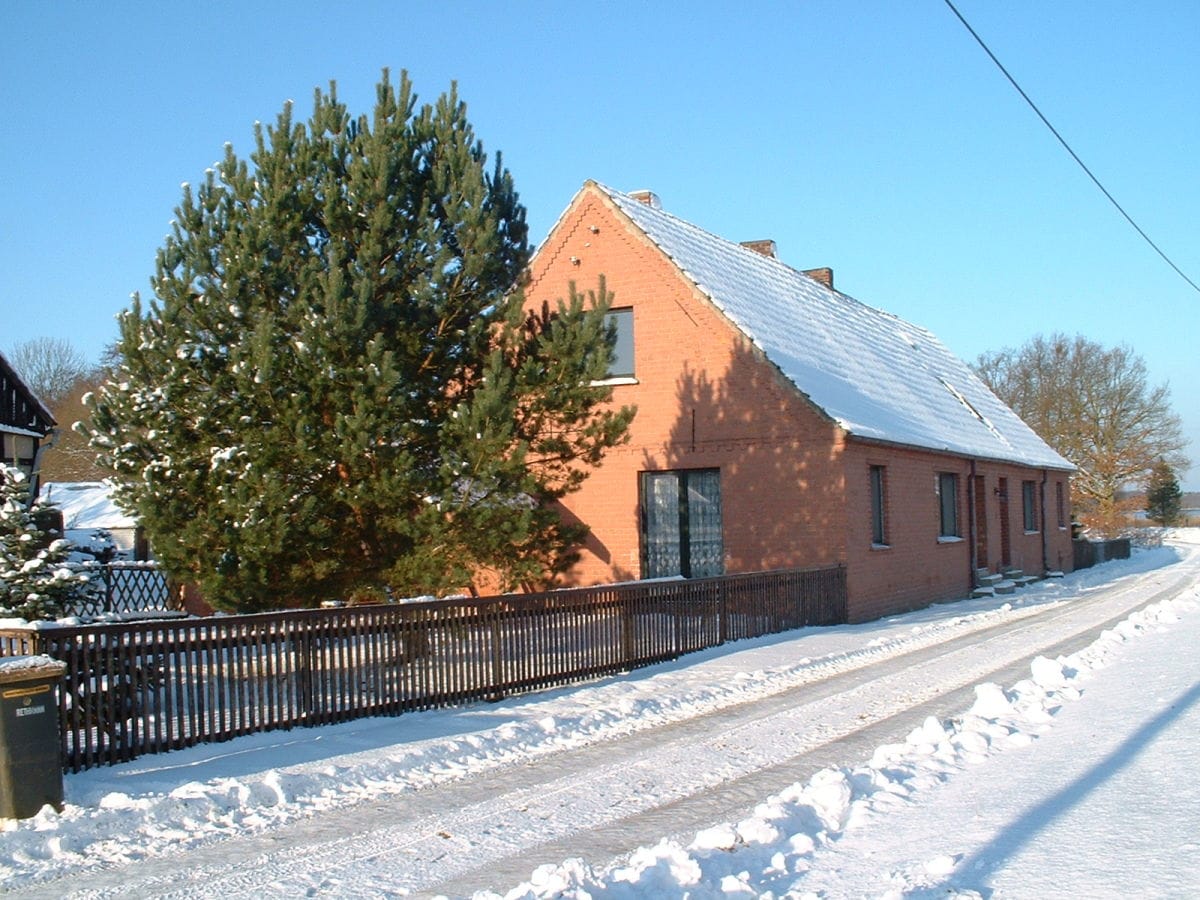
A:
[1040, 468, 1050, 574]
[27, 427, 60, 509]
[968, 459, 978, 590]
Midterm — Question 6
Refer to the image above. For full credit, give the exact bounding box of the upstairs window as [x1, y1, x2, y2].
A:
[1023, 480, 1039, 532]
[869, 465, 887, 546]
[937, 472, 959, 538]
[606, 308, 635, 379]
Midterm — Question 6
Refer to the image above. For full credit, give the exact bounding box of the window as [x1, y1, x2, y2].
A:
[1, 433, 36, 475]
[640, 468, 723, 578]
[1023, 480, 1039, 532]
[1056, 481, 1066, 529]
[869, 465, 887, 546]
[937, 472, 959, 538]
[606, 308, 634, 378]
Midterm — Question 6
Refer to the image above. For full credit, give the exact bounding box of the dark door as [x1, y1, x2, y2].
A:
[974, 475, 989, 570]
[998, 477, 1012, 568]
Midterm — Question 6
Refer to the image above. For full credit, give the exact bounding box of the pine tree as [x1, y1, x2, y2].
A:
[0, 466, 91, 620]
[86, 71, 634, 612]
[1145, 459, 1183, 526]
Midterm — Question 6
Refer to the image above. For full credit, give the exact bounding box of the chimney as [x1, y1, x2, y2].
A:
[802, 267, 834, 289]
[628, 189, 661, 209]
[740, 240, 777, 259]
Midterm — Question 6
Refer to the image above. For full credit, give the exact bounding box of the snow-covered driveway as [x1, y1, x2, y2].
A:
[2, 537, 1197, 898]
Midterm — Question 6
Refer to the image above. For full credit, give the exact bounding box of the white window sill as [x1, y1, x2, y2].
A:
[591, 376, 639, 387]
[937, 536, 963, 544]
[870, 543, 891, 551]
[1024, 530, 1040, 536]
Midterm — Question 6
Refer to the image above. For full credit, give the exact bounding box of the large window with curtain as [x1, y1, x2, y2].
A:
[640, 468, 723, 578]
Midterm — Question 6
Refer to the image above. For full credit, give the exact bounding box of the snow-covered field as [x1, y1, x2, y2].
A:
[2, 532, 1198, 898]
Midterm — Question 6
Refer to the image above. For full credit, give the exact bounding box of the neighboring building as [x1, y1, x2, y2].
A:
[0, 350, 56, 487]
[39, 481, 147, 560]
[524, 183, 1075, 622]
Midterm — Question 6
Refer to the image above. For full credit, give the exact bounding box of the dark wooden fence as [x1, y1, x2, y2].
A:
[0, 566, 846, 773]
[1073, 538, 1132, 570]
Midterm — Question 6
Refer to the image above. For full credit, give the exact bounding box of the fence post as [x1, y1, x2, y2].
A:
[718, 579, 728, 645]
[488, 607, 504, 702]
[620, 592, 634, 666]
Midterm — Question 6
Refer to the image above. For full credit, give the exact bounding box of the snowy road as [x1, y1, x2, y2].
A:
[2, 540, 1197, 899]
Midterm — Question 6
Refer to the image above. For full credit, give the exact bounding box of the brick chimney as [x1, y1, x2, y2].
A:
[802, 267, 834, 289]
[628, 190, 661, 209]
[740, 240, 777, 259]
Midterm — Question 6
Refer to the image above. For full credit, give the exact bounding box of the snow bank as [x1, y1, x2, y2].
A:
[486, 580, 1200, 900]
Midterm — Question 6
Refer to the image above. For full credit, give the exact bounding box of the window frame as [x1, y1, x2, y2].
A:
[869, 464, 888, 547]
[937, 472, 960, 539]
[605, 307, 635, 380]
[1022, 480, 1039, 533]
[639, 467, 724, 579]
[1055, 481, 1066, 530]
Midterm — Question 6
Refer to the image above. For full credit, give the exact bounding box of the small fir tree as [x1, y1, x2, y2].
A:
[1144, 459, 1183, 526]
[86, 70, 634, 612]
[0, 466, 91, 620]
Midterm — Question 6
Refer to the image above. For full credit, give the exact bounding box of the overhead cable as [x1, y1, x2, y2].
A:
[943, 0, 1200, 295]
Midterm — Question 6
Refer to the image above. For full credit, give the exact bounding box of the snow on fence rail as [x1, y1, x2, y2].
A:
[0, 566, 846, 772]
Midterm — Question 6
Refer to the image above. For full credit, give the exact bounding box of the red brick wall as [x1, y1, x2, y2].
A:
[842, 443, 1074, 622]
[526, 185, 848, 586]
[841, 444, 972, 622]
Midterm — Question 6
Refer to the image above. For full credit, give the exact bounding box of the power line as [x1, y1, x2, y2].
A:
[943, 0, 1200, 295]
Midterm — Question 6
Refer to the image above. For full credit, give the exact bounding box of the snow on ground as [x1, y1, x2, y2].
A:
[497, 539, 1200, 899]
[0, 531, 1197, 898]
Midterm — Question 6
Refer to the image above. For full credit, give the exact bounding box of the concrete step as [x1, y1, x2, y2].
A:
[971, 586, 996, 599]
[994, 580, 1017, 595]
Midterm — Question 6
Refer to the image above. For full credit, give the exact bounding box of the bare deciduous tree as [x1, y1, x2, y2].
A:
[8, 337, 91, 409]
[974, 333, 1188, 536]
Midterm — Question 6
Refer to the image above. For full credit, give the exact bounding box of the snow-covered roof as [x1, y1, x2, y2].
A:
[39, 481, 135, 530]
[595, 183, 1072, 470]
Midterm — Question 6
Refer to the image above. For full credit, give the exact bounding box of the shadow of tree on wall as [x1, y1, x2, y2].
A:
[639, 338, 846, 577]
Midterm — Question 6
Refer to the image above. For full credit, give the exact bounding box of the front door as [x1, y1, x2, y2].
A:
[974, 475, 989, 570]
[640, 469, 723, 578]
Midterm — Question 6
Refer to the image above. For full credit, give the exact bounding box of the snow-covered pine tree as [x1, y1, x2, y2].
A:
[1145, 459, 1183, 526]
[86, 71, 634, 612]
[0, 466, 91, 620]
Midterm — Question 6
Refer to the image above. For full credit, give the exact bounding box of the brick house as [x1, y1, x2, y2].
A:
[524, 182, 1074, 622]
[0, 350, 56, 489]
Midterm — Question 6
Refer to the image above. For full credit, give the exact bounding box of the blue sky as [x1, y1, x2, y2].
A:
[2, 1, 1197, 488]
